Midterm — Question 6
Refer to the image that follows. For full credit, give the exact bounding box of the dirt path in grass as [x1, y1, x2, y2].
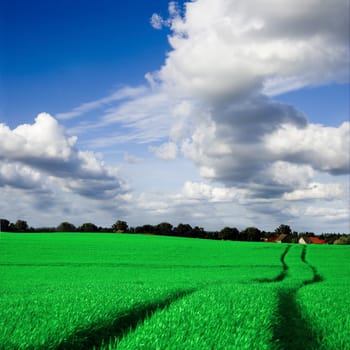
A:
[51, 245, 323, 350]
[268, 245, 324, 350]
[254, 245, 291, 283]
[54, 289, 196, 350]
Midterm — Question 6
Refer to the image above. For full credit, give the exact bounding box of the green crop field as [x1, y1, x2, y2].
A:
[0, 233, 349, 349]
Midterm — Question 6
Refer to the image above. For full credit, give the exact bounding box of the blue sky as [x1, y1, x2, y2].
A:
[1, 0, 180, 125]
[1, 0, 349, 233]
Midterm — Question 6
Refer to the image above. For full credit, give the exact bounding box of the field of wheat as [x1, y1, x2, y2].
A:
[0, 233, 349, 349]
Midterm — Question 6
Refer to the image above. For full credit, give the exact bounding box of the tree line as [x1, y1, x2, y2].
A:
[0, 218, 349, 244]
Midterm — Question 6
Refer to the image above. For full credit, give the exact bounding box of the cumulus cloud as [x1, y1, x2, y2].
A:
[0, 113, 77, 162]
[265, 122, 350, 174]
[283, 182, 347, 201]
[0, 161, 43, 190]
[145, 0, 350, 199]
[180, 181, 248, 202]
[152, 0, 348, 99]
[60, 0, 349, 190]
[268, 162, 314, 189]
[0, 113, 126, 200]
[34, 0, 348, 232]
[150, 2, 181, 30]
[149, 142, 178, 160]
[303, 207, 349, 221]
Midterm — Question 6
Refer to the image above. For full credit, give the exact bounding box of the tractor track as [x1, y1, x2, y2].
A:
[53, 289, 197, 350]
[270, 245, 324, 350]
[254, 245, 291, 283]
[38, 245, 324, 350]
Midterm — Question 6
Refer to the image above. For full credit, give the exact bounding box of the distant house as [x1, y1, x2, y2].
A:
[276, 234, 293, 243]
[299, 237, 327, 244]
[265, 234, 293, 243]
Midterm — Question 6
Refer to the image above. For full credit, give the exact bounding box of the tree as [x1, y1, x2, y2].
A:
[320, 233, 341, 244]
[240, 227, 262, 241]
[112, 220, 128, 232]
[334, 235, 350, 245]
[192, 226, 206, 238]
[155, 222, 173, 235]
[135, 224, 154, 234]
[206, 231, 219, 240]
[0, 219, 11, 232]
[14, 220, 29, 232]
[219, 227, 239, 240]
[57, 222, 76, 232]
[78, 223, 98, 232]
[175, 223, 193, 237]
[274, 224, 292, 236]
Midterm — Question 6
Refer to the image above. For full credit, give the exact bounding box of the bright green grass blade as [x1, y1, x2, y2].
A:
[296, 245, 350, 350]
[104, 283, 278, 350]
[1, 233, 349, 349]
[0, 233, 284, 349]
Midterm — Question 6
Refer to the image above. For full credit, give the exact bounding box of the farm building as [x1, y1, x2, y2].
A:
[276, 234, 294, 243]
[299, 237, 327, 244]
[266, 234, 293, 243]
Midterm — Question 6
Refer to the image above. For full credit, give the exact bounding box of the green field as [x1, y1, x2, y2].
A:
[0, 233, 349, 349]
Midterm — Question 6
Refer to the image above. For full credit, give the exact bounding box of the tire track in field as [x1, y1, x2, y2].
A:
[254, 245, 291, 283]
[54, 289, 196, 350]
[49, 245, 292, 350]
[300, 245, 323, 285]
[271, 245, 324, 350]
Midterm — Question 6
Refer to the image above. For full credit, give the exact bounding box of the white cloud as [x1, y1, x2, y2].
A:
[149, 142, 178, 160]
[150, 13, 165, 30]
[0, 113, 77, 161]
[0, 160, 43, 190]
[151, 0, 348, 99]
[144, 0, 349, 200]
[0, 184, 126, 228]
[123, 152, 143, 164]
[56, 86, 147, 120]
[56, 1, 348, 199]
[304, 206, 349, 221]
[268, 162, 314, 188]
[180, 181, 248, 203]
[283, 182, 347, 201]
[11, 0, 347, 232]
[271, 203, 349, 229]
[265, 122, 350, 174]
[0, 114, 126, 200]
[75, 91, 167, 140]
[119, 188, 241, 230]
[150, 2, 181, 30]
[64, 89, 198, 149]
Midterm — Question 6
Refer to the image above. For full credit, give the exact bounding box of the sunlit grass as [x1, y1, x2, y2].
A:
[0, 233, 349, 349]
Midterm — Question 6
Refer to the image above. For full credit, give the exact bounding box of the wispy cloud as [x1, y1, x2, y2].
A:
[55, 86, 147, 120]
[63, 89, 196, 148]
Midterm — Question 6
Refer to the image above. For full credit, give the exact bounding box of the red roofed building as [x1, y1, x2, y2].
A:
[309, 237, 327, 244]
[265, 234, 293, 243]
[299, 237, 327, 244]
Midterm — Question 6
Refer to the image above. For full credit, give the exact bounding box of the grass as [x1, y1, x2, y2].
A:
[0, 233, 349, 349]
[110, 283, 278, 350]
[296, 245, 350, 349]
